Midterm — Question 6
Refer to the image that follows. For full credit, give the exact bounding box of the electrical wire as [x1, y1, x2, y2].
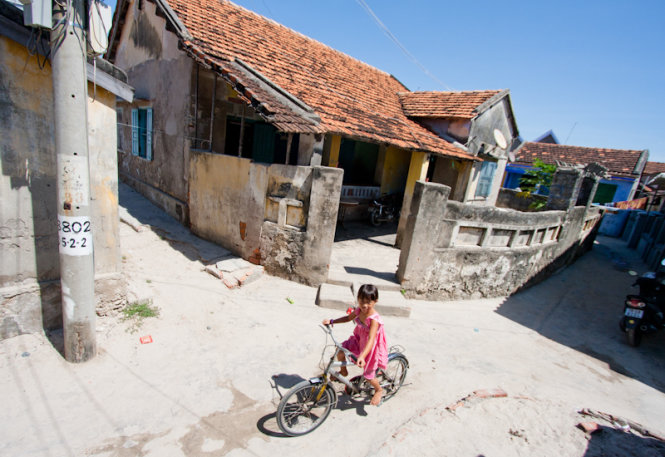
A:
[354, 0, 452, 91]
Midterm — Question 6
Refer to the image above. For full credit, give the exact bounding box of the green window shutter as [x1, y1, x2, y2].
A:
[593, 183, 618, 204]
[146, 108, 153, 160]
[131, 109, 139, 156]
[252, 123, 276, 163]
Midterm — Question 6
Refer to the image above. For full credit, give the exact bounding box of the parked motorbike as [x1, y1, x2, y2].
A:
[620, 262, 665, 347]
[368, 193, 402, 226]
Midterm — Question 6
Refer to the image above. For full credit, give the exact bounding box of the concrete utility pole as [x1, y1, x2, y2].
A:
[51, 0, 97, 362]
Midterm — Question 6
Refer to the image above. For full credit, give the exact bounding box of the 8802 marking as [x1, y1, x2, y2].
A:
[57, 220, 91, 234]
[57, 215, 93, 256]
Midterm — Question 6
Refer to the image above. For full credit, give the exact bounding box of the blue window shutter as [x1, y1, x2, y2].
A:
[131, 109, 139, 156]
[146, 108, 153, 160]
[476, 161, 497, 198]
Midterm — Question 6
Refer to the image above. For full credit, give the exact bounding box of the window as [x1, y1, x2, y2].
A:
[593, 183, 618, 204]
[131, 107, 153, 160]
[475, 160, 497, 198]
[224, 117, 299, 164]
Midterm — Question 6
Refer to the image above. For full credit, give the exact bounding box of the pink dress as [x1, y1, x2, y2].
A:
[342, 308, 388, 379]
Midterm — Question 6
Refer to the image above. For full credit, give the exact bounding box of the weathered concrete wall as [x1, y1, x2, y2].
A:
[261, 167, 343, 285]
[189, 151, 268, 259]
[397, 181, 601, 300]
[496, 188, 547, 212]
[0, 36, 125, 339]
[115, 0, 193, 222]
[189, 151, 342, 285]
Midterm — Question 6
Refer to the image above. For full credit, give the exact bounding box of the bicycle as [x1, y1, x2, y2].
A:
[276, 323, 409, 436]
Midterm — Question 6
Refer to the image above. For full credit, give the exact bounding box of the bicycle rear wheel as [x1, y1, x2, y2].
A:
[377, 355, 408, 401]
[276, 380, 335, 436]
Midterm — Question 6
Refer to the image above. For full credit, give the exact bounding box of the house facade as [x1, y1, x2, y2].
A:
[0, 0, 134, 339]
[399, 90, 520, 204]
[503, 142, 649, 205]
[106, 0, 520, 280]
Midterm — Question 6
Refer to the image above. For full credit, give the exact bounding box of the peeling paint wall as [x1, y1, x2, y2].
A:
[398, 180, 601, 300]
[115, 0, 192, 221]
[189, 151, 268, 258]
[188, 151, 342, 285]
[0, 36, 124, 340]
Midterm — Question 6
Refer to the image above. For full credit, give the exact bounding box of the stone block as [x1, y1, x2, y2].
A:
[316, 284, 355, 311]
[205, 265, 223, 279]
[216, 257, 253, 272]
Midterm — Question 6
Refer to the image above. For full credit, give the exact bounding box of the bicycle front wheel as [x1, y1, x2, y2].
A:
[276, 380, 335, 436]
[378, 355, 408, 401]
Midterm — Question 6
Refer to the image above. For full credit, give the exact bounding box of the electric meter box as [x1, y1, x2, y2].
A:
[19, 0, 52, 29]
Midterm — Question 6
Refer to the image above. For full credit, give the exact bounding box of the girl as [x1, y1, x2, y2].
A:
[323, 284, 388, 406]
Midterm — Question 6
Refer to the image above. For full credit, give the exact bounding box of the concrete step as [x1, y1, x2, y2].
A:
[326, 268, 403, 292]
[316, 283, 410, 318]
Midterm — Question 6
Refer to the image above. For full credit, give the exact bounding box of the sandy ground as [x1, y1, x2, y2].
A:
[2, 188, 665, 456]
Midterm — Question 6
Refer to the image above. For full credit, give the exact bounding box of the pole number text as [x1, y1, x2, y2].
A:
[57, 215, 93, 256]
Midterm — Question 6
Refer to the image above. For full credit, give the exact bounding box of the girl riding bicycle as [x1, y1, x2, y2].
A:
[323, 284, 388, 406]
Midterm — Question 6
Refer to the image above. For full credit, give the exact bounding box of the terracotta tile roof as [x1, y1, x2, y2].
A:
[643, 161, 665, 176]
[399, 90, 503, 119]
[516, 142, 647, 177]
[160, 0, 474, 160]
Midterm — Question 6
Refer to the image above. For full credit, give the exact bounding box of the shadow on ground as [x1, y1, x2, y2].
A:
[583, 426, 665, 456]
[334, 220, 398, 244]
[495, 235, 665, 394]
[119, 182, 229, 264]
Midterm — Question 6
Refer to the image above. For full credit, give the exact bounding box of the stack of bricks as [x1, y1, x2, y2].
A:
[205, 256, 264, 289]
[248, 248, 261, 265]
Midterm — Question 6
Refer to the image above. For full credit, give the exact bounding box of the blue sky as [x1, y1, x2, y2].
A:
[107, 0, 665, 162]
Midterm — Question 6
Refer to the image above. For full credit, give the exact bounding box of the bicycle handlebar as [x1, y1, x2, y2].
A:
[320, 324, 358, 362]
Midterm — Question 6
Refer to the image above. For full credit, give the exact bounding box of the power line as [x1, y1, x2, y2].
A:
[354, 0, 452, 91]
[564, 121, 577, 144]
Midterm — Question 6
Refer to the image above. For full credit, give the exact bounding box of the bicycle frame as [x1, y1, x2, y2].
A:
[313, 324, 403, 397]
[308, 325, 360, 396]
[276, 324, 408, 436]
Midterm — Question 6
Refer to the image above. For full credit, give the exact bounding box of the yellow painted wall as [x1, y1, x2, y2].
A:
[0, 37, 57, 286]
[87, 87, 121, 275]
[1, 35, 124, 332]
[327, 135, 342, 168]
[189, 151, 269, 258]
[380, 146, 411, 195]
[396, 151, 430, 246]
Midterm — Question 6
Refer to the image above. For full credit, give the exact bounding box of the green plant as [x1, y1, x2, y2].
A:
[121, 300, 160, 333]
[518, 158, 557, 210]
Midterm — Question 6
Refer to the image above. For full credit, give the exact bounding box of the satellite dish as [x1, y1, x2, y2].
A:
[493, 129, 508, 149]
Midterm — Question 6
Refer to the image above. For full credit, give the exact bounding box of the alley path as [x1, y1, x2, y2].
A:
[1, 186, 664, 456]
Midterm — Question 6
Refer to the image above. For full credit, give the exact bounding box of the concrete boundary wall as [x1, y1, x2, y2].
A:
[188, 150, 342, 285]
[397, 181, 601, 300]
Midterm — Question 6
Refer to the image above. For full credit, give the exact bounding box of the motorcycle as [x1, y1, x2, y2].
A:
[620, 262, 665, 347]
[368, 193, 402, 227]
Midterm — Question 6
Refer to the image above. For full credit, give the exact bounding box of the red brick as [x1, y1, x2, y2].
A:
[223, 278, 238, 289]
[446, 401, 466, 412]
[473, 388, 508, 399]
[578, 422, 600, 434]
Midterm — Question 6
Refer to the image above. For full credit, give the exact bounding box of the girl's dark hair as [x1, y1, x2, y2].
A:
[357, 284, 378, 302]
